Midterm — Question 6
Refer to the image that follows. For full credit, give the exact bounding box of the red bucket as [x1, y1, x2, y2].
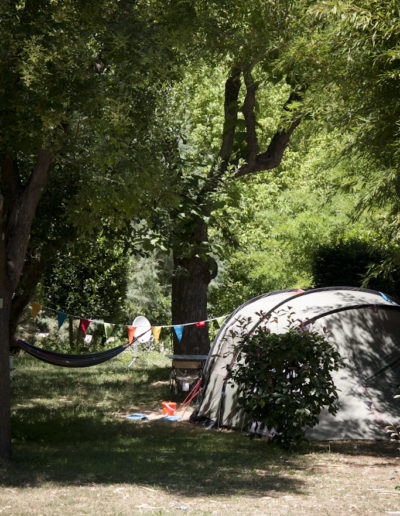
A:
[162, 401, 176, 416]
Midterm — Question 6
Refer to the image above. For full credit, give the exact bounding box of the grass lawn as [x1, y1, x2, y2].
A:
[0, 352, 399, 515]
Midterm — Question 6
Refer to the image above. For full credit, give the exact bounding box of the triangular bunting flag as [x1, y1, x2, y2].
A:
[151, 326, 162, 344]
[127, 326, 136, 344]
[196, 321, 206, 327]
[31, 302, 43, 320]
[80, 318, 91, 335]
[173, 325, 184, 342]
[57, 311, 68, 330]
[214, 316, 226, 328]
[296, 289, 305, 294]
[104, 323, 114, 339]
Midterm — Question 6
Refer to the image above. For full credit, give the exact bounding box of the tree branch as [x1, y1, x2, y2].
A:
[6, 149, 53, 290]
[235, 91, 301, 178]
[242, 69, 259, 166]
[197, 66, 242, 200]
[218, 65, 242, 166]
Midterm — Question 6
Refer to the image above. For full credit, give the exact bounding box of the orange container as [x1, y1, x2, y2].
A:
[162, 401, 176, 415]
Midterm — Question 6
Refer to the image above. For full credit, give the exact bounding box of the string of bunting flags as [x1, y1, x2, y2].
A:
[30, 302, 227, 344]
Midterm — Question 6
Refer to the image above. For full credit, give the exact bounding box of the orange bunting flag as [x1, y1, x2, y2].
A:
[127, 325, 137, 344]
[151, 326, 162, 344]
[31, 302, 43, 320]
[80, 318, 91, 335]
[195, 321, 206, 327]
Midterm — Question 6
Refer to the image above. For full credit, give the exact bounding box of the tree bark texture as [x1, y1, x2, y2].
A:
[171, 216, 214, 355]
[0, 207, 12, 461]
[0, 150, 52, 460]
[171, 252, 211, 355]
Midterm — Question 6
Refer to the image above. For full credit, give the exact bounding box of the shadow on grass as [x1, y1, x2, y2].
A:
[3, 420, 306, 497]
[4, 359, 308, 497]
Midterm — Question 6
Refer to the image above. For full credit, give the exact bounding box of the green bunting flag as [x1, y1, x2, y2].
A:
[104, 323, 114, 339]
[214, 316, 226, 329]
[57, 311, 68, 330]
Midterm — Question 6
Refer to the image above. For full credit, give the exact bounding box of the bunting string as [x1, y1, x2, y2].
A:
[30, 301, 228, 340]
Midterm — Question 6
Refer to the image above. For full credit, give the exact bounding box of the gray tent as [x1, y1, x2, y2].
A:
[194, 287, 400, 440]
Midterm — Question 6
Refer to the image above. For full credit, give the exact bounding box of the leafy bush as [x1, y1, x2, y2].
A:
[311, 238, 400, 297]
[228, 318, 341, 447]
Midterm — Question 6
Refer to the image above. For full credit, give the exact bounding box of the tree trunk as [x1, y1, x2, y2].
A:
[171, 253, 211, 355]
[0, 263, 12, 461]
[0, 150, 52, 460]
[171, 217, 213, 355]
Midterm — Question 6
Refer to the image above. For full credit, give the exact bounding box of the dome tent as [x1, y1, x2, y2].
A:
[193, 287, 400, 440]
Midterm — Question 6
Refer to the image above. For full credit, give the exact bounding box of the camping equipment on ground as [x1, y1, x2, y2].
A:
[192, 287, 400, 440]
[126, 413, 149, 421]
[162, 401, 177, 415]
[167, 354, 208, 394]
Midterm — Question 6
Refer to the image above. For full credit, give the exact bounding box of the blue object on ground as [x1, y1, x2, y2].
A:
[161, 415, 182, 422]
[126, 413, 149, 421]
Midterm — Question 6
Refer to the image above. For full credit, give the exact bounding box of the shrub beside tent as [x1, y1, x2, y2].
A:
[193, 287, 400, 440]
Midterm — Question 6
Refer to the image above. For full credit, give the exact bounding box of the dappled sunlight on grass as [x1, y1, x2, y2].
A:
[2, 354, 399, 516]
[5, 355, 306, 498]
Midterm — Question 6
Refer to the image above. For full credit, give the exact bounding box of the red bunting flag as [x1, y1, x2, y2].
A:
[296, 289, 304, 294]
[195, 321, 206, 327]
[127, 326, 137, 344]
[80, 318, 91, 335]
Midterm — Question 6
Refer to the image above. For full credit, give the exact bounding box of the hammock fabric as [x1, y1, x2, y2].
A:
[16, 338, 127, 368]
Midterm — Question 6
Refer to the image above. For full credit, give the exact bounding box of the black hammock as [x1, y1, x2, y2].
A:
[15, 338, 128, 368]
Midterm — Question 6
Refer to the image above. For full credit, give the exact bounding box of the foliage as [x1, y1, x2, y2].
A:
[228, 314, 340, 447]
[125, 252, 172, 326]
[208, 125, 377, 314]
[41, 231, 128, 324]
[311, 238, 400, 297]
[284, 1, 400, 246]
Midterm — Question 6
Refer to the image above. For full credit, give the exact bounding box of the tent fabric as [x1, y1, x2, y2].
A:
[16, 338, 127, 368]
[193, 287, 400, 440]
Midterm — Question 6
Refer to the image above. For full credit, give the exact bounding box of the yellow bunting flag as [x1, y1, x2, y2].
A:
[151, 326, 162, 344]
[127, 326, 137, 344]
[31, 302, 43, 320]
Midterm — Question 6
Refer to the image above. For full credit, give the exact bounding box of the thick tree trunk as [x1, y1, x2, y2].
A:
[0, 297, 11, 462]
[171, 253, 211, 355]
[171, 217, 213, 355]
[0, 233, 12, 461]
[0, 150, 52, 460]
